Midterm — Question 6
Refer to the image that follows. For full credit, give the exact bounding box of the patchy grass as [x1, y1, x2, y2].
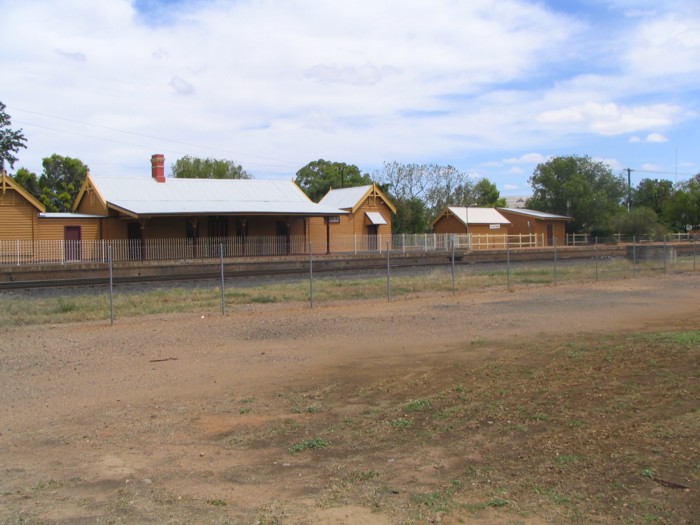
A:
[214, 329, 699, 523]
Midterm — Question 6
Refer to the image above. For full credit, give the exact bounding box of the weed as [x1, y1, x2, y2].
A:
[207, 499, 227, 506]
[555, 454, 579, 465]
[641, 467, 656, 479]
[390, 418, 412, 429]
[404, 399, 431, 412]
[289, 437, 329, 453]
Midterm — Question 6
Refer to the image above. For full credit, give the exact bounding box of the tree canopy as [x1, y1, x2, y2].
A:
[0, 101, 27, 171]
[171, 156, 251, 180]
[663, 174, 700, 232]
[295, 160, 372, 202]
[375, 161, 504, 232]
[13, 155, 89, 212]
[527, 155, 626, 234]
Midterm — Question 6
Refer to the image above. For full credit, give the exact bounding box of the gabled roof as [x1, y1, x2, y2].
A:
[319, 184, 397, 214]
[75, 174, 346, 217]
[497, 208, 570, 221]
[432, 207, 510, 227]
[1, 171, 46, 212]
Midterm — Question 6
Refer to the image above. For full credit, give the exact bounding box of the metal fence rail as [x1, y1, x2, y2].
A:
[0, 233, 546, 266]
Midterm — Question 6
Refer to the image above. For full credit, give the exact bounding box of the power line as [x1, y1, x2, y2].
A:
[9, 106, 299, 169]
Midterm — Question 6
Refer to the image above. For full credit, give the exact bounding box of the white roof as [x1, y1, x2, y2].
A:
[40, 212, 106, 219]
[498, 208, 570, 220]
[90, 175, 345, 216]
[447, 207, 510, 225]
[318, 185, 372, 209]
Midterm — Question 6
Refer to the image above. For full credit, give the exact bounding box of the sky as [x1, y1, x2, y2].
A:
[2, 0, 700, 196]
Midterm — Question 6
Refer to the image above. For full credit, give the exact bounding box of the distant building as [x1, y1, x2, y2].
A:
[504, 196, 529, 209]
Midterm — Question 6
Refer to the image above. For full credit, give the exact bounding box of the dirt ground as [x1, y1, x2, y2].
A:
[1, 275, 698, 524]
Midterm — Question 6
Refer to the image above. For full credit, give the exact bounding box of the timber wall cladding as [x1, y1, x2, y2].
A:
[0, 189, 37, 240]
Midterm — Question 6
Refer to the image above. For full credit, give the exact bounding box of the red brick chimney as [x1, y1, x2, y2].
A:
[151, 154, 166, 183]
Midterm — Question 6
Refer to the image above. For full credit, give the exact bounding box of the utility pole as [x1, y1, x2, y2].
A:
[625, 168, 633, 211]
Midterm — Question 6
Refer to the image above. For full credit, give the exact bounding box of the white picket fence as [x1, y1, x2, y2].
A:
[0, 233, 544, 266]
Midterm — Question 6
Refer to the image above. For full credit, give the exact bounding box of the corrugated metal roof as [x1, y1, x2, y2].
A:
[90, 175, 345, 216]
[447, 207, 511, 225]
[365, 211, 387, 225]
[498, 208, 570, 220]
[318, 185, 371, 209]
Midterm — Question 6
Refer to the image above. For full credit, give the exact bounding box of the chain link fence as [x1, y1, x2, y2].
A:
[0, 235, 696, 326]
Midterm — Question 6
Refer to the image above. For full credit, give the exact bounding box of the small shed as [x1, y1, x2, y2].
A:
[431, 207, 510, 235]
[497, 208, 570, 246]
[310, 184, 396, 253]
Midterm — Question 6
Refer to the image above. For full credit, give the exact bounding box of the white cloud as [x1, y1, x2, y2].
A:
[646, 132, 668, 143]
[537, 102, 680, 136]
[0, 0, 698, 188]
[504, 153, 547, 164]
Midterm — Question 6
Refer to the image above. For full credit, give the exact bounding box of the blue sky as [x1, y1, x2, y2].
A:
[2, 0, 699, 196]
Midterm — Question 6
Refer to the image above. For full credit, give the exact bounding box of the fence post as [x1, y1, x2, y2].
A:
[553, 237, 558, 286]
[451, 236, 456, 295]
[16, 239, 20, 266]
[506, 239, 511, 291]
[220, 244, 226, 316]
[309, 242, 314, 308]
[694, 235, 697, 271]
[632, 235, 637, 276]
[108, 245, 114, 326]
[386, 241, 391, 302]
[595, 237, 599, 282]
[663, 235, 668, 274]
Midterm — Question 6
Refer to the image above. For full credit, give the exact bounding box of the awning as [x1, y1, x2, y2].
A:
[365, 212, 387, 225]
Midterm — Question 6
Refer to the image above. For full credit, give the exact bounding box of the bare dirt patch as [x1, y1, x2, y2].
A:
[1, 275, 699, 524]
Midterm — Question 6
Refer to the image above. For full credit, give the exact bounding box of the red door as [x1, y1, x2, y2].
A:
[64, 226, 82, 261]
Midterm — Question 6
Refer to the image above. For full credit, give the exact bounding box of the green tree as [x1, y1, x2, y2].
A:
[473, 178, 506, 207]
[38, 154, 89, 212]
[172, 156, 251, 180]
[12, 167, 41, 199]
[0, 101, 27, 171]
[392, 196, 429, 234]
[662, 174, 700, 231]
[613, 207, 666, 237]
[632, 178, 673, 216]
[295, 159, 371, 202]
[527, 155, 626, 234]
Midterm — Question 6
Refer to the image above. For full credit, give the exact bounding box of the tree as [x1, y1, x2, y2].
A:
[613, 207, 666, 237]
[171, 156, 251, 180]
[38, 154, 89, 212]
[662, 174, 700, 232]
[633, 178, 673, 216]
[423, 165, 472, 216]
[0, 101, 27, 171]
[392, 196, 429, 234]
[12, 167, 41, 199]
[295, 159, 371, 202]
[473, 178, 506, 207]
[527, 155, 626, 234]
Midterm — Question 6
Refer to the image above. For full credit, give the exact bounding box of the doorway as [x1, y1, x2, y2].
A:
[64, 226, 81, 261]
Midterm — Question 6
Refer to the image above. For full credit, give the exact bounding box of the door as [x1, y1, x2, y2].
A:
[127, 222, 142, 260]
[276, 221, 290, 255]
[547, 224, 554, 246]
[367, 225, 378, 251]
[64, 226, 82, 261]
